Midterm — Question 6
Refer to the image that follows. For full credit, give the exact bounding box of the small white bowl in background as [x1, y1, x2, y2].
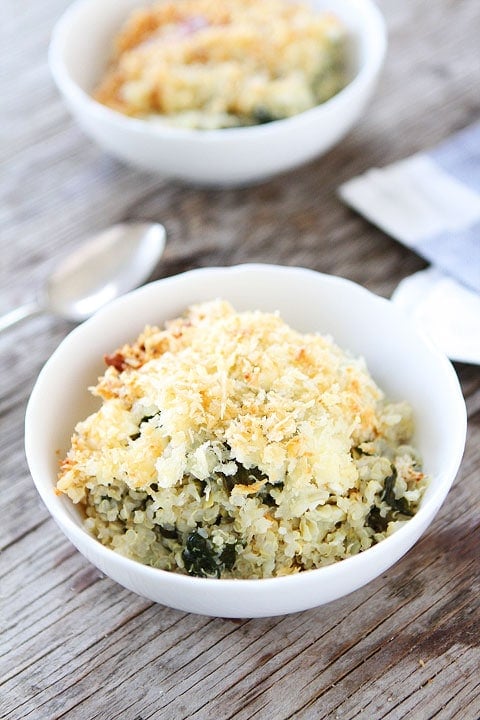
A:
[48, 0, 387, 186]
[25, 265, 466, 618]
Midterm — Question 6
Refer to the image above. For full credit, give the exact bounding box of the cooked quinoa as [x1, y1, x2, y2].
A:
[93, 0, 347, 129]
[57, 301, 428, 579]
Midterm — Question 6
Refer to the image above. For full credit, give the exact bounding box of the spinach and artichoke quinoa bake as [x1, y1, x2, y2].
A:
[57, 301, 428, 579]
[94, 0, 347, 128]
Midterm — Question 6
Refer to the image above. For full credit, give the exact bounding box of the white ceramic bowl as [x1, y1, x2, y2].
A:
[25, 265, 466, 617]
[49, 0, 387, 186]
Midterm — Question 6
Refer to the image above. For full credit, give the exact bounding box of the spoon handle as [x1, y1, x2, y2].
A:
[0, 302, 43, 333]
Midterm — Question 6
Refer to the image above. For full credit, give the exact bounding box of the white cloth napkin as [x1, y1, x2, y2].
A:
[339, 123, 480, 364]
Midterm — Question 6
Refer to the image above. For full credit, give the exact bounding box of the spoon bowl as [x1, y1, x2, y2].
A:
[0, 222, 166, 332]
[45, 222, 166, 321]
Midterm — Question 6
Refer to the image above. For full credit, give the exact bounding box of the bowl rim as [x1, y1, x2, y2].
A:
[48, 0, 387, 141]
[25, 264, 467, 593]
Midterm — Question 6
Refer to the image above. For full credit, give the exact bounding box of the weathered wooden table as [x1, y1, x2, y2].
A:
[1, 1, 479, 718]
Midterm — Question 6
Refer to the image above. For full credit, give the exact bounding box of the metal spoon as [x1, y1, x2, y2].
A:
[0, 222, 166, 333]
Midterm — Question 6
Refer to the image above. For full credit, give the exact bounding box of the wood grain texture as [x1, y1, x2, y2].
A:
[1, 0, 479, 718]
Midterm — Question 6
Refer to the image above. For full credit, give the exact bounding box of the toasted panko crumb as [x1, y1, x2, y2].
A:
[94, 0, 347, 128]
[57, 300, 427, 579]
